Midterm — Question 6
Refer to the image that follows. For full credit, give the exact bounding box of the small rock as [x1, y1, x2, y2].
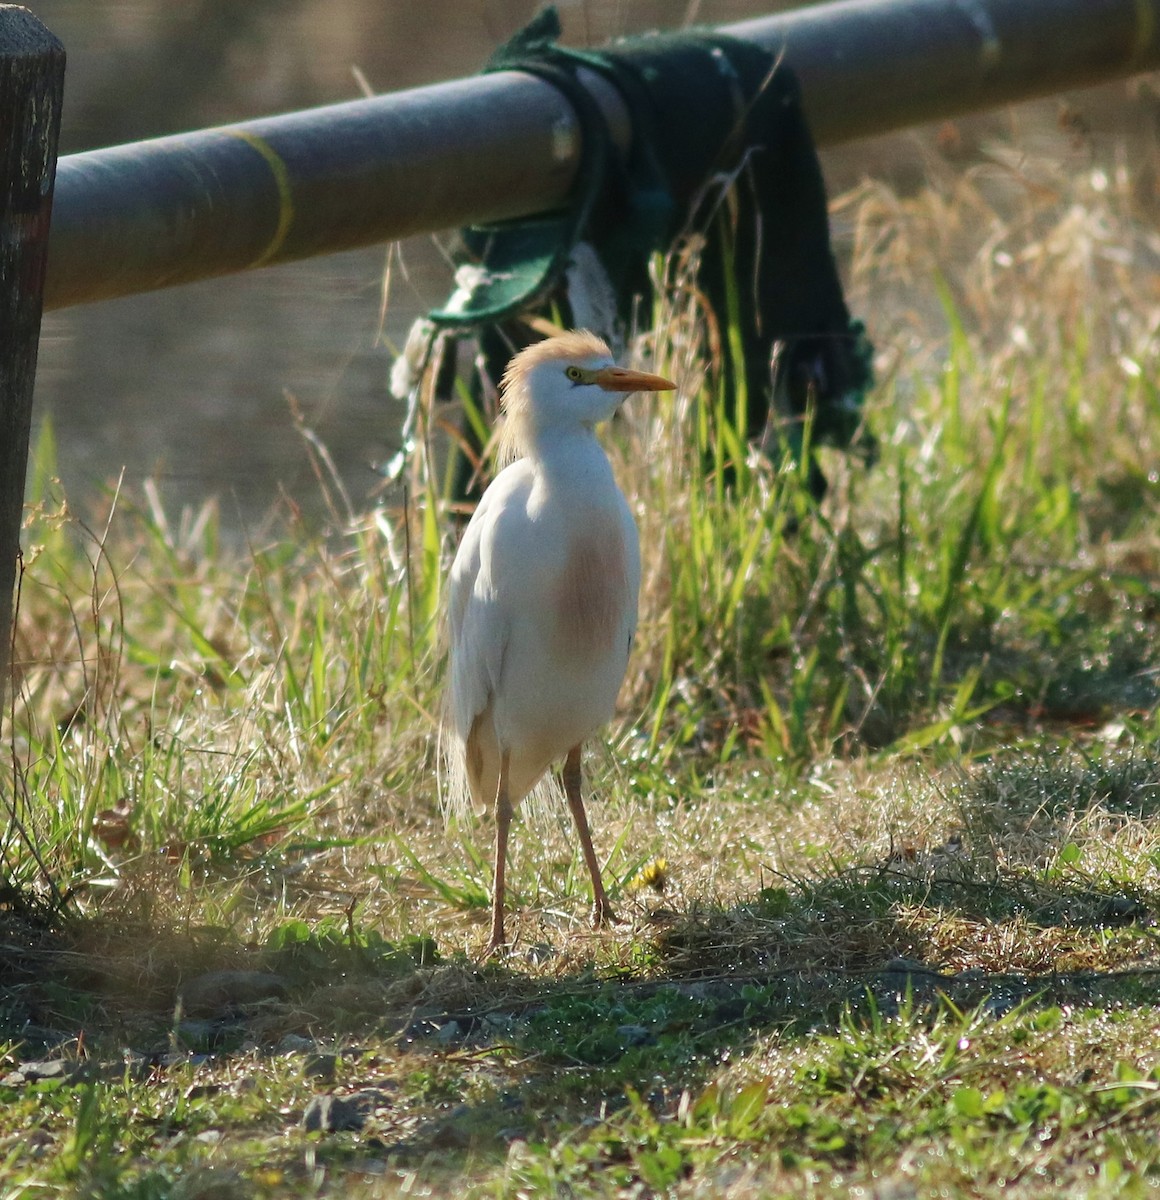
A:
[869, 1174, 920, 1200]
[1099, 895, 1147, 925]
[350, 1087, 394, 1112]
[883, 957, 939, 976]
[983, 993, 1018, 1019]
[304, 1053, 338, 1081]
[181, 1020, 250, 1055]
[23, 1128, 53, 1153]
[173, 1020, 235, 1052]
[170, 1165, 246, 1200]
[302, 1094, 365, 1133]
[302, 981, 391, 1017]
[482, 1012, 516, 1036]
[711, 998, 747, 1024]
[873, 992, 903, 1020]
[159, 1052, 211, 1069]
[117, 1052, 152, 1082]
[1, 1059, 91, 1087]
[179, 971, 287, 1017]
[435, 1021, 462, 1046]
[12, 1026, 74, 1057]
[275, 1034, 316, 1055]
[352, 1155, 388, 1176]
[430, 1107, 473, 1149]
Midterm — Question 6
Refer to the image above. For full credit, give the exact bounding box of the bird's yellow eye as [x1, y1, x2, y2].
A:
[565, 365, 585, 383]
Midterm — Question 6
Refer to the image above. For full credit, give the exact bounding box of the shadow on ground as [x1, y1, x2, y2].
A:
[2, 747, 1160, 1181]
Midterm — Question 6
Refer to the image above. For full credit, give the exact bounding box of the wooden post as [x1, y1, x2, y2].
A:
[0, 8, 65, 718]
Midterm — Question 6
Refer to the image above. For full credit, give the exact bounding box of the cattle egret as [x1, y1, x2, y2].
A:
[442, 330, 675, 956]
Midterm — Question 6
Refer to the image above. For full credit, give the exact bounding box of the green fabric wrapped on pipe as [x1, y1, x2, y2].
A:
[413, 6, 874, 499]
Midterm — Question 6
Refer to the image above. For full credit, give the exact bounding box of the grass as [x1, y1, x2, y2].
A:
[4, 118, 1160, 1197]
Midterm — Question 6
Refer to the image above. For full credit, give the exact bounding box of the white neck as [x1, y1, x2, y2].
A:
[528, 425, 614, 482]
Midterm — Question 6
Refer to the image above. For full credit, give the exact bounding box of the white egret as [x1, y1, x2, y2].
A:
[442, 330, 675, 956]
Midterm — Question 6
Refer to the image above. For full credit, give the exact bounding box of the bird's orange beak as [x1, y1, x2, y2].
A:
[593, 365, 676, 393]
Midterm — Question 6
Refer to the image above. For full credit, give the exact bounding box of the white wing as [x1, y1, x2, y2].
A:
[618, 486, 641, 658]
[440, 462, 544, 821]
[445, 462, 536, 740]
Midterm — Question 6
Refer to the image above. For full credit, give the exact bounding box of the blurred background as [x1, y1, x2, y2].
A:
[26, 0, 1160, 530]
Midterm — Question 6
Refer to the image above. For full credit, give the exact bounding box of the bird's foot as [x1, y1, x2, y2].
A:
[481, 922, 510, 962]
[592, 901, 620, 930]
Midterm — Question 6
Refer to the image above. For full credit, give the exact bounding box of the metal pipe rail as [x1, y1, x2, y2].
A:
[44, 0, 1160, 311]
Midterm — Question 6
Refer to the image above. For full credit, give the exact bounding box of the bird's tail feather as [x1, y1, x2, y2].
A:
[437, 721, 476, 827]
[438, 722, 564, 831]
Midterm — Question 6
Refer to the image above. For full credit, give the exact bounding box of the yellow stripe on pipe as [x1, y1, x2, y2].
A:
[225, 128, 295, 267]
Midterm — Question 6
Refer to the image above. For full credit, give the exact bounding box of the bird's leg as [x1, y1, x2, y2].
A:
[483, 749, 513, 959]
[563, 745, 616, 928]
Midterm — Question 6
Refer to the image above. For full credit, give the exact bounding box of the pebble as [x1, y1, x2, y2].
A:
[430, 1106, 473, 1149]
[983, 992, 1019, 1019]
[173, 1020, 239, 1052]
[275, 1033, 316, 1055]
[482, 1012, 517, 1036]
[883, 957, 942, 977]
[0, 1059, 91, 1087]
[303, 1053, 338, 1081]
[435, 1021, 462, 1046]
[301, 1094, 365, 1133]
[179, 970, 287, 1017]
